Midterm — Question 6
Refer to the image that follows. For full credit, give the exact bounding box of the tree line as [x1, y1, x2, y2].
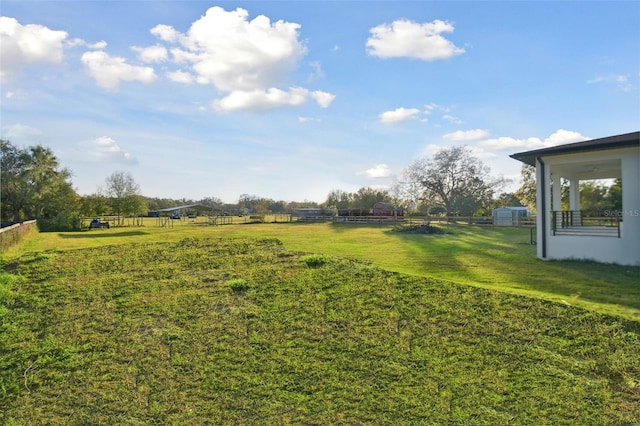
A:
[2, 139, 621, 231]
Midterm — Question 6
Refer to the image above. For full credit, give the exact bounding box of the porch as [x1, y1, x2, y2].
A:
[510, 131, 639, 265]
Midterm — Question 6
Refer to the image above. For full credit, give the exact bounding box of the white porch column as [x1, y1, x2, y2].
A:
[568, 177, 581, 211]
[551, 173, 562, 211]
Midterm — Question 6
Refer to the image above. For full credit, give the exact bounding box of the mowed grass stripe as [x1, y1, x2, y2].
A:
[1, 237, 639, 424]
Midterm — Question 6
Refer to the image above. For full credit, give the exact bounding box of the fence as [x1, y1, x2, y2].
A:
[0, 220, 38, 252]
[552, 210, 620, 237]
[76, 214, 538, 228]
[406, 216, 536, 226]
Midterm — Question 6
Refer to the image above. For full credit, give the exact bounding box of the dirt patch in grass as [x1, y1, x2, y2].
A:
[395, 224, 445, 234]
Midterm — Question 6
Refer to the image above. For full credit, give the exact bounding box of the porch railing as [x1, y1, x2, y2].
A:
[552, 210, 620, 237]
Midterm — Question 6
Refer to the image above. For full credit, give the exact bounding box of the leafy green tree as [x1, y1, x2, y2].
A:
[198, 197, 224, 209]
[324, 187, 390, 210]
[26, 146, 75, 220]
[352, 187, 390, 208]
[1, 140, 77, 227]
[515, 164, 536, 212]
[1, 140, 28, 223]
[37, 178, 81, 231]
[269, 200, 288, 213]
[324, 189, 353, 209]
[237, 194, 274, 214]
[79, 194, 111, 217]
[103, 171, 145, 223]
[580, 181, 607, 215]
[145, 197, 175, 211]
[580, 179, 622, 216]
[428, 205, 447, 216]
[605, 178, 622, 211]
[401, 146, 500, 217]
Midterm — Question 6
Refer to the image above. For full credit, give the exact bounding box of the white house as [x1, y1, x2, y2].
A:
[510, 131, 639, 266]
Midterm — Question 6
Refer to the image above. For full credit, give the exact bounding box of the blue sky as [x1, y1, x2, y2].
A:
[1, 1, 638, 203]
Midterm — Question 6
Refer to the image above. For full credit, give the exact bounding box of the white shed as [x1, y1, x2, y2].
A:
[492, 207, 530, 226]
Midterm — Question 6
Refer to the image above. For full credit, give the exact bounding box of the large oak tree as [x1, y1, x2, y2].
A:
[397, 146, 501, 216]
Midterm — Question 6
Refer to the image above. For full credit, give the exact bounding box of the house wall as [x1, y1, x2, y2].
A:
[535, 146, 639, 266]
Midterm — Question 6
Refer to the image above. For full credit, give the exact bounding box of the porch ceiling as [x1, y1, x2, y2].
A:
[553, 159, 621, 180]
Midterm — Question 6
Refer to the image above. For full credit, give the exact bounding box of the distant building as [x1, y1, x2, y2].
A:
[372, 202, 403, 217]
[492, 207, 529, 226]
[293, 208, 324, 218]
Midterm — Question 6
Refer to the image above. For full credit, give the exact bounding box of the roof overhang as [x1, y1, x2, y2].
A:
[510, 131, 639, 166]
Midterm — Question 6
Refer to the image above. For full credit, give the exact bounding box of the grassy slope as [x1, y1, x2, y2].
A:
[4, 221, 639, 320]
[1, 238, 639, 424]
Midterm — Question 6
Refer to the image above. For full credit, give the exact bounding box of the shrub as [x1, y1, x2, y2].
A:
[227, 278, 250, 293]
[301, 254, 330, 268]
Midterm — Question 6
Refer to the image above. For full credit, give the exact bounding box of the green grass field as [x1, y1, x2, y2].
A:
[2, 221, 640, 423]
[2, 233, 639, 424]
[5, 220, 640, 320]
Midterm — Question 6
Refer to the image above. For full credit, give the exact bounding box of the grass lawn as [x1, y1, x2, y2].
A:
[4, 220, 640, 320]
[1, 237, 639, 424]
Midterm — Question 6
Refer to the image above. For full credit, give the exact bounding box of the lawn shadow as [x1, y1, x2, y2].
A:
[328, 222, 398, 233]
[59, 230, 149, 239]
[384, 224, 640, 320]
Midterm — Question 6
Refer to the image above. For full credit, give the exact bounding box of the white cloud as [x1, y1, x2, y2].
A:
[421, 143, 444, 157]
[213, 87, 334, 112]
[3, 88, 27, 101]
[81, 51, 157, 89]
[167, 70, 195, 84]
[442, 114, 463, 125]
[66, 38, 107, 50]
[479, 129, 589, 150]
[359, 163, 392, 179]
[82, 136, 138, 164]
[0, 16, 68, 82]
[154, 6, 307, 92]
[467, 145, 496, 160]
[308, 61, 325, 81]
[424, 103, 451, 115]
[420, 143, 495, 161]
[379, 107, 421, 124]
[150, 24, 181, 43]
[88, 40, 108, 50]
[443, 129, 490, 142]
[132, 44, 168, 63]
[298, 116, 321, 123]
[587, 73, 633, 92]
[544, 129, 589, 145]
[366, 19, 465, 61]
[1, 123, 43, 140]
[309, 90, 335, 108]
[149, 6, 334, 112]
